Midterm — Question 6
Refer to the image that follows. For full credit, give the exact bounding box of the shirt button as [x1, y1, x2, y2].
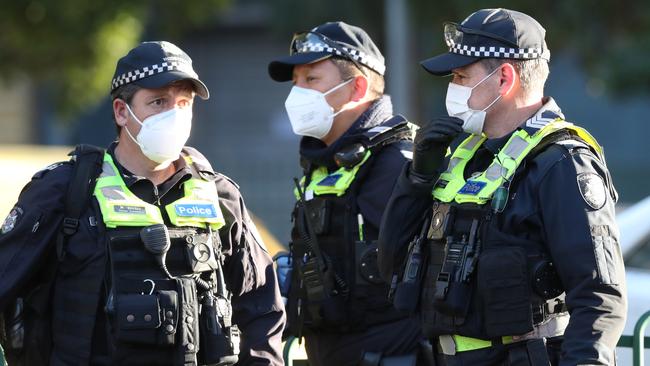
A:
[166, 324, 175, 333]
[144, 314, 152, 322]
[187, 343, 195, 351]
[166, 311, 174, 318]
[186, 316, 194, 323]
[126, 314, 135, 322]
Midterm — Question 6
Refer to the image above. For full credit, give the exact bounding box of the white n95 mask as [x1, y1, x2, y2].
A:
[445, 67, 502, 135]
[124, 103, 192, 164]
[284, 78, 353, 139]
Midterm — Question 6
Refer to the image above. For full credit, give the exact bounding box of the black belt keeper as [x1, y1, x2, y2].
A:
[506, 338, 550, 366]
[526, 339, 551, 366]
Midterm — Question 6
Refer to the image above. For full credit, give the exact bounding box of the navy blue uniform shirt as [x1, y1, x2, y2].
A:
[0, 143, 286, 365]
[378, 98, 626, 366]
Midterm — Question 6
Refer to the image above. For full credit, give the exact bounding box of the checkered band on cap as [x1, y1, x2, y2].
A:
[111, 60, 198, 91]
[449, 43, 549, 60]
[297, 41, 386, 75]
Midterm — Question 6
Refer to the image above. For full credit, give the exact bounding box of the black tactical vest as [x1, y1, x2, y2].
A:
[419, 200, 566, 340]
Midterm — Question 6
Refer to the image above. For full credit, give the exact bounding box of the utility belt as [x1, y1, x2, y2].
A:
[436, 314, 569, 356]
[106, 225, 239, 365]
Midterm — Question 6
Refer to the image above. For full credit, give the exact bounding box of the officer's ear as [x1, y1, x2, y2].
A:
[350, 74, 369, 102]
[497, 63, 517, 98]
[113, 99, 129, 128]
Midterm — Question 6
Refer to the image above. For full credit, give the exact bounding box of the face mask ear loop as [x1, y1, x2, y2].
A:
[122, 102, 144, 147]
[323, 77, 354, 96]
[471, 66, 503, 112]
[326, 78, 356, 118]
[482, 93, 503, 112]
[471, 66, 501, 91]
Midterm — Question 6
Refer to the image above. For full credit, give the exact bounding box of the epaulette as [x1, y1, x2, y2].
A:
[31, 161, 72, 180]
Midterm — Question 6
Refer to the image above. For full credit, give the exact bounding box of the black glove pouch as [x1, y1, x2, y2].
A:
[115, 294, 163, 345]
[478, 246, 534, 337]
[114, 287, 179, 346]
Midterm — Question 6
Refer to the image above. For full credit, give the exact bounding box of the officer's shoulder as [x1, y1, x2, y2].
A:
[31, 160, 74, 182]
[374, 139, 413, 163]
[213, 172, 241, 192]
[16, 160, 73, 202]
[530, 135, 602, 178]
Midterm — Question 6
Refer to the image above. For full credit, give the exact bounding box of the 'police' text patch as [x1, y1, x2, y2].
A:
[317, 174, 342, 187]
[458, 180, 487, 195]
[175, 204, 217, 218]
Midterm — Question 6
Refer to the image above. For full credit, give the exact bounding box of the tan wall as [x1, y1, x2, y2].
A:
[0, 79, 33, 144]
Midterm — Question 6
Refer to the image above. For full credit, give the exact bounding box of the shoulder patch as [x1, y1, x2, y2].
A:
[577, 172, 607, 210]
[1, 206, 24, 234]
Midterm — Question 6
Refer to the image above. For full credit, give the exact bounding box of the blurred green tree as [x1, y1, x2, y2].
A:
[0, 0, 229, 117]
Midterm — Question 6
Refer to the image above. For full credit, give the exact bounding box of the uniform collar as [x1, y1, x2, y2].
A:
[107, 142, 193, 191]
[299, 95, 394, 170]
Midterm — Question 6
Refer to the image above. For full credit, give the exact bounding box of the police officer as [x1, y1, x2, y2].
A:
[378, 9, 626, 366]
[0, 41, 285, 365]
[268, 21, 422, 366]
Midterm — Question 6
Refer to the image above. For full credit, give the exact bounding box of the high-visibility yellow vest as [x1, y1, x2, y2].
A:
[433, 119, 602, 204]
[294, 151, 372, 199]
[93, 153, 225, 229]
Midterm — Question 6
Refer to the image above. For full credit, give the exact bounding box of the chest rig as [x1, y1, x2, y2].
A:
[90, 152, 239, 365]
[286, 117, 412, 336]
[408, 119, 603, 339]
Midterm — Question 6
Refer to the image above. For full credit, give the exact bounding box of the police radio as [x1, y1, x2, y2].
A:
[198, 254, 240, 365]
[392, 216, 431, 313]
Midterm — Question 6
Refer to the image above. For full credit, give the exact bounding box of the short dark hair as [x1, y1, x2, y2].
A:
[479, 58, 549, 97]
[110, 84, 141, 135]
[330, 57, 384, 100]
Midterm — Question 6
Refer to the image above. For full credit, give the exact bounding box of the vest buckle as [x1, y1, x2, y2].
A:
[62, 217, 79, 236]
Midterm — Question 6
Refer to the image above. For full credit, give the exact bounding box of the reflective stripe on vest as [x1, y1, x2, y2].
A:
[94, 153, 225, 229]
[294, 151, 372, 199]
[433, 120, 603, 204]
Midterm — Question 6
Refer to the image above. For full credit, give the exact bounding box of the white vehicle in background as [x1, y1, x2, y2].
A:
[616, 195, 650, 365]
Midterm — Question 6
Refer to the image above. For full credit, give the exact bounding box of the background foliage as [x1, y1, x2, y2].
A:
[1, 0, 649, 117]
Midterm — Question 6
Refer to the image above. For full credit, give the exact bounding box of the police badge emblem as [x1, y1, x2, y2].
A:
[577, 173, 607, 210]
[1, 206, 24, 234]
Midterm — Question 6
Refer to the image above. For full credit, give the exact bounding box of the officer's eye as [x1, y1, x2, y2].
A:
[177, 99, 192, 108]
[150, 98, 165, 107]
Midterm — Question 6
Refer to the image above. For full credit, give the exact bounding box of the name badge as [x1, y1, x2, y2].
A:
[458, 180, 487, 195]
[175, 204, 218, 218]
[114, 205, 146, 215]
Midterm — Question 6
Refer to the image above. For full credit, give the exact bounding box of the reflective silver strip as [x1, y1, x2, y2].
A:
[446, 157, 463, 173]
[502, 135, 529, 160]
[438, 335, 457, 356]
[512, 314, 569, 342]
[400, 150, 413, 160]
[99, 161, 118, 178]
[101, 186, 128, 200]
[485, 162, 505, 181]
[462, 135, 483, 151]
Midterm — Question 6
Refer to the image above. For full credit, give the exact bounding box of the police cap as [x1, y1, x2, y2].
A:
[111, 41, 209, 99]
[421, 8, 550, 76]
[268, 21, 386, 82]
